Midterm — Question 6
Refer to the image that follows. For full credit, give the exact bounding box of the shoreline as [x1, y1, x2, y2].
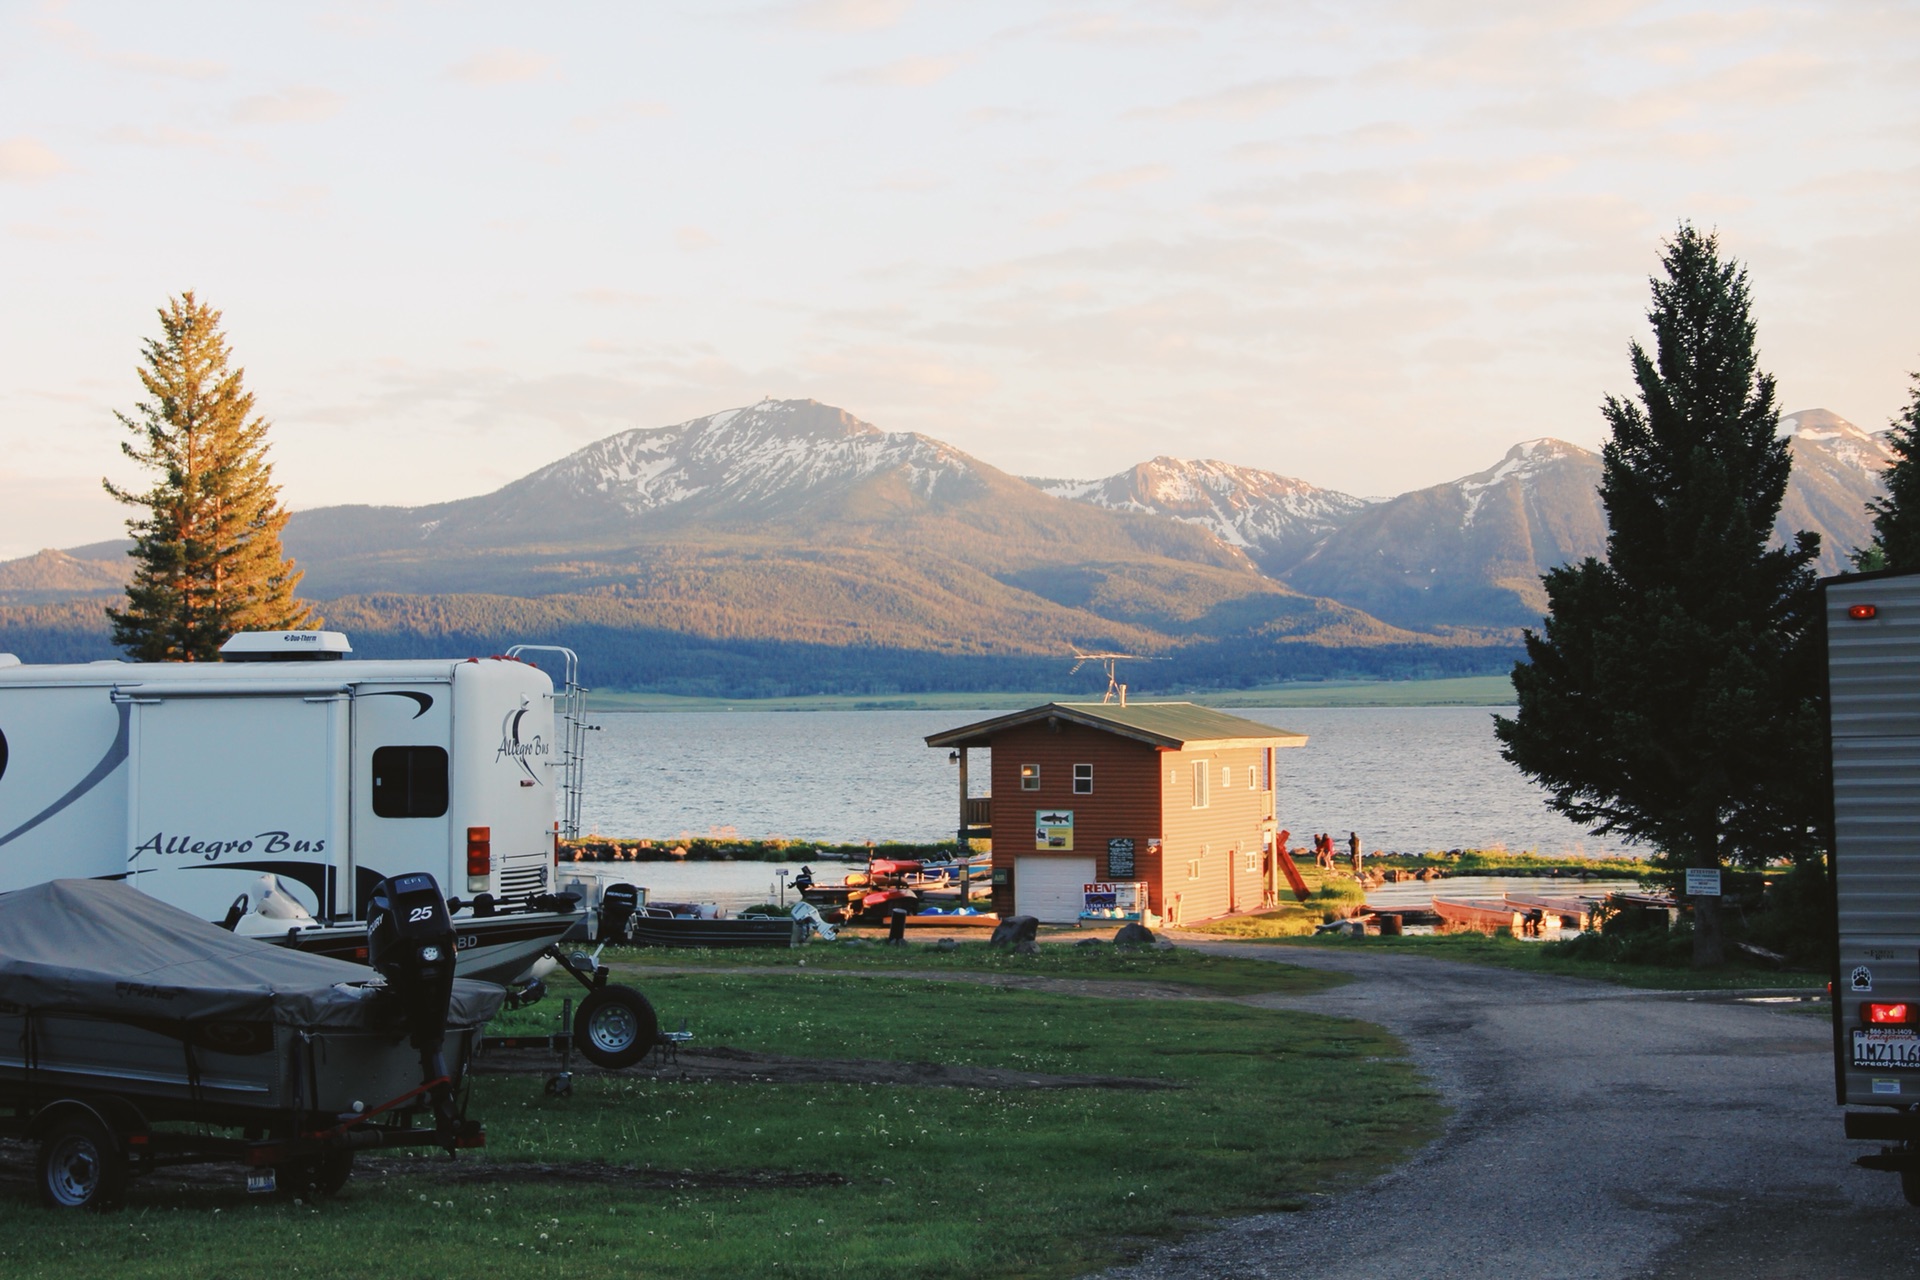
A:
[583, 674, 1518, 714]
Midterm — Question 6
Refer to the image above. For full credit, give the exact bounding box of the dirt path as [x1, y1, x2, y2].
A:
[1096, 938, 1920, 1280]
[476, 1042, 1183, 1091]
[614, 961, 1223, 1002]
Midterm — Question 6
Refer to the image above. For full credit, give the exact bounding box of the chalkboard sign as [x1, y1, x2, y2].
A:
[1108, 838, 1135, 878]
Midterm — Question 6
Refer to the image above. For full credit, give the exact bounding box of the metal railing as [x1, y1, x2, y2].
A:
[505, 645, 594, 840]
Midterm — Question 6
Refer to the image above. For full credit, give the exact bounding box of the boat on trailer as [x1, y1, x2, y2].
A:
[0, 877, 496, 1210]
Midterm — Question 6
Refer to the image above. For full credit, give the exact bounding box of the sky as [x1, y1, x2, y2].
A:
[2, 0, 1917, 560]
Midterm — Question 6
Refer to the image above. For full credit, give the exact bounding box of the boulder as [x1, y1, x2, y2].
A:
[1112, 923, 1157, 948]
[1014, 939, 1040, 955]
[989, 915, 1039, 948]
[935, 937, 959, 952]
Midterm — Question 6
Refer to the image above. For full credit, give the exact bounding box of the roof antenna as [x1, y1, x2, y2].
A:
[1069, 650, 1150, 706]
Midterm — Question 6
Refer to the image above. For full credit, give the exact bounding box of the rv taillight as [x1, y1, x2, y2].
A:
[1848, 603, 1879, 620]
[1866, 1002, 1912, 1025]
[467, 826, 491, 891]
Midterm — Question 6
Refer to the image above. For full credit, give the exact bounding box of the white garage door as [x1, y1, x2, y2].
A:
[1015, 856, 1096, 923]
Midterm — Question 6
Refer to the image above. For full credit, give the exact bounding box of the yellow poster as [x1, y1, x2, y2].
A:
[1035, 809, 1074, 850]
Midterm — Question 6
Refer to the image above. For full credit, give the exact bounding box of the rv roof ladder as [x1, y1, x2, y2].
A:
[505, 645, 592, 840]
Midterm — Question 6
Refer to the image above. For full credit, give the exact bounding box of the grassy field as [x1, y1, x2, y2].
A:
[587, 674, 1516, 714]
[0, 951, 1437, 1280]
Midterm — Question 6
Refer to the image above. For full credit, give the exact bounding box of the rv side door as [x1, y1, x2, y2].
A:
[349, 684, 454, 918]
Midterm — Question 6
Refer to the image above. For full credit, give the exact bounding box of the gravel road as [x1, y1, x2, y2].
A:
[1102, 942, 1920, 1280]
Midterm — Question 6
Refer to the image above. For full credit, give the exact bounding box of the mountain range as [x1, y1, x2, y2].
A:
[0, 399, 1894, 694]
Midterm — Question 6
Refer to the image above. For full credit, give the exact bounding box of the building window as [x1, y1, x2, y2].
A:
[1191, 760, 1210, 808]
[371, 746, 449, 818]
[1020, 763, 1041, 791]
[1221, 764, 1230, 788]
[1245, 851, 1258, 872]
[1248, 763, 1256, 790]
[1186, 858, 1202, 880]
[1072, 763, 1093, 795]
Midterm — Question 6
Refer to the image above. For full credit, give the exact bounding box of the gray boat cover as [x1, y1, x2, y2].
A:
[0, 879, 504, 1029]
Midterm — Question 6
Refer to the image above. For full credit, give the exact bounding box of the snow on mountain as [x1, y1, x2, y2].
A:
[1777, 409, 1893, 572]
[1033, 457, 1370, 574]
[1279, 439, 1608, 629]
[499, 398, 980, 525]
[545, 400, 973, 510]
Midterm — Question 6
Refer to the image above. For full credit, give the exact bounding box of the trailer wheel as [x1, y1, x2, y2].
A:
[37, 1112, 127, 1211]
[574, 985, 657, 1070]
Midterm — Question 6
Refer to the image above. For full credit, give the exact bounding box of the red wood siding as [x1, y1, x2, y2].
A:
[987, 721, 1164, 918]
[976, 718, 1294, 924]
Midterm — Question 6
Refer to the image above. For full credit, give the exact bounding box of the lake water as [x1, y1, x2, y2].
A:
[578, 705, 1631, 858]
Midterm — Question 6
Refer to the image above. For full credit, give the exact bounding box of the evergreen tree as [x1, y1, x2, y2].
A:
[1859, 373, 1920, 570]
[1494, 226, 1825, 968]
[105, 293, 316, 660]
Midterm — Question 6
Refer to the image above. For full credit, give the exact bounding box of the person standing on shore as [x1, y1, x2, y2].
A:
[1348, 831, 1363, 876]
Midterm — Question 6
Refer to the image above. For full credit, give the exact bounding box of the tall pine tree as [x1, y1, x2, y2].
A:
[1494, 226, 1825, 968]
[105, 293, 316, 660]
[1858, 373, 1920, 570]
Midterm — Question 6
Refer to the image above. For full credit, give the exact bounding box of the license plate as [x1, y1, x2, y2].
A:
[1853, 1028, 1920, 1069]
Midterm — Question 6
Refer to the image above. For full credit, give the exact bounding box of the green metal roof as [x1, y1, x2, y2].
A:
[924, 702, 1307, 751]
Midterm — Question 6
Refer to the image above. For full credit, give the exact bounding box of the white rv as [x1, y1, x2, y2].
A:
[1824, 568, 1920, 1206]
[0, 631, 591, 985]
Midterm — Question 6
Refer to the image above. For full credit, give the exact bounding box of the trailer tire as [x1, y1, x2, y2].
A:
[36, 1112, 127, 1211]
[574, 985, 657, 1070]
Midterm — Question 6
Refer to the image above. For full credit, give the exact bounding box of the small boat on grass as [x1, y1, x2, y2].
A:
[902, 908, 1000, 929]
[625, 902, 829, 949]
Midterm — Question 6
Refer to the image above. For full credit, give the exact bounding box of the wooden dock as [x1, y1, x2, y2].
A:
[1432, 897, 1527, 937]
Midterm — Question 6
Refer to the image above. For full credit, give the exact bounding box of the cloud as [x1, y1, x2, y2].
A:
[447, 49, 555, 86]
[0, 137, 70, 182]
[576, 288, 660, 307]
[104, 124, 227, 152]
[1081, 164, 1172, 192]
[830, 53, 966, 87]
[29, 12, 227, 81]
[570, 100, 672, 133]
[248, 185, 331, 217]
[109, 51, 227, 81]
[229, 86, 345, 125]
[787, 0, 911, 32]
[676, 226, 718, 251]
[1131, 76, 1328, 121]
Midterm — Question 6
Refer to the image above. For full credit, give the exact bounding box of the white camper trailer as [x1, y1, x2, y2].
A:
[1824, 568, 1920, 1205]
[0, 631, 591, 986]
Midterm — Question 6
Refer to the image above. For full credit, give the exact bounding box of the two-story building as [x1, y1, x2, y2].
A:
[926, 702, 1307, 924]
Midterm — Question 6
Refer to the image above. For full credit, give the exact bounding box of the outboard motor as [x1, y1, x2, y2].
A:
[366, 873, 460, 1123]
[599, 883, 641, 943]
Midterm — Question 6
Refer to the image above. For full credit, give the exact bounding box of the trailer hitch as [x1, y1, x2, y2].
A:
[545, 943, 609, 992]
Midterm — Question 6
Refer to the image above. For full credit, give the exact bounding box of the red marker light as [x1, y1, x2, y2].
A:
[1848, 604, 1879, 620]
[1866, 1002, 1911, 1024]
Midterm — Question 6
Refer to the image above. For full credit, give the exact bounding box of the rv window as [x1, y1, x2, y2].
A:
[371, 746, 450, 818]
